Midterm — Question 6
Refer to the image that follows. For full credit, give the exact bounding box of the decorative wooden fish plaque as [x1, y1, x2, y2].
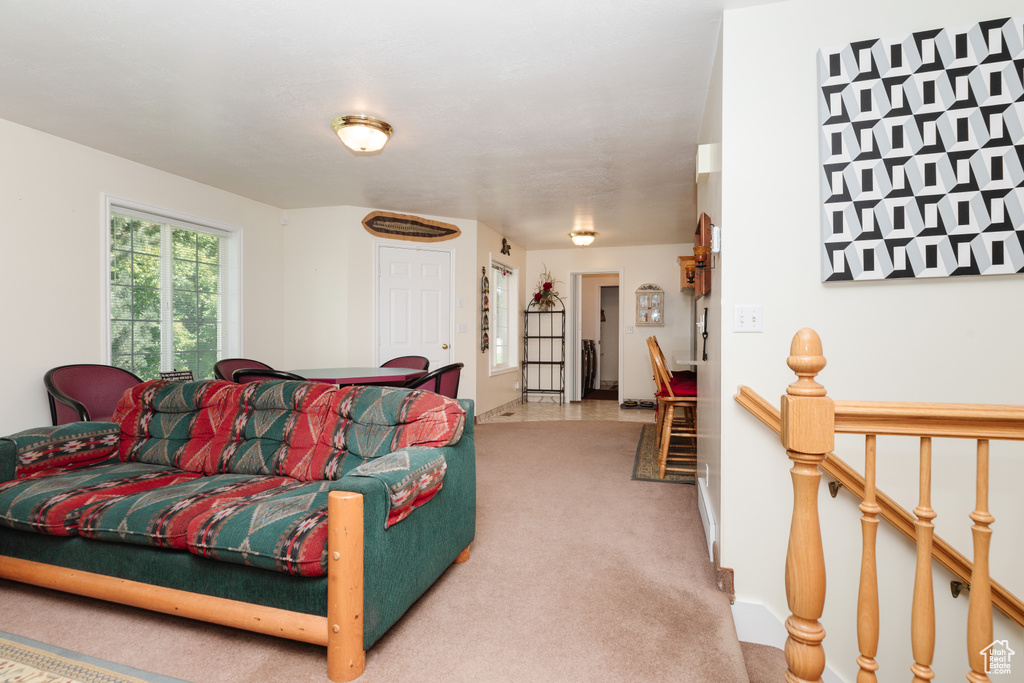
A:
[362, 211, 461, 242]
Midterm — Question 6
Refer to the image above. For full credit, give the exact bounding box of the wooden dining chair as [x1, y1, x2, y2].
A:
[646, 337, 697, 478]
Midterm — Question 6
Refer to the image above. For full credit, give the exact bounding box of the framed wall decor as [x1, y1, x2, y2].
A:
[818, 17, 1024, 282]
[362, 211, 461, 242]
[636, 284, 664, 326]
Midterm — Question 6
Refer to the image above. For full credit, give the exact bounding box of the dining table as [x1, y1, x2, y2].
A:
[288, 366, 428, 387]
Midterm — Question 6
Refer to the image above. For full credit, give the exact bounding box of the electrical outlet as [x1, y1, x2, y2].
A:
[625, 326, 634, 334]
[734, 305, 763, 332]
[515, 380, 520, 390]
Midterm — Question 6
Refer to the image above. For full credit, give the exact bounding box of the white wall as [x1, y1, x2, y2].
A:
[476, 222, 527, 415]
[719, 2, 1024, 680]
[696, 23, 725, 565]
[0, 118, 285, 434]
[525, 244, 693, 401]
[280, 205, 479, 406]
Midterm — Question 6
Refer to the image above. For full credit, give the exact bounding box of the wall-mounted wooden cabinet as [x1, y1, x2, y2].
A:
[635, 284, 665, 326]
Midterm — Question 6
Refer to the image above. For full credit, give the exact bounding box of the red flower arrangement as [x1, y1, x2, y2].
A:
[532, 266, 561, 309]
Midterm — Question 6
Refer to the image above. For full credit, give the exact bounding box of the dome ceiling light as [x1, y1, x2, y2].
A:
[331, 115, 394, 153]
[570, 231, 597, 247]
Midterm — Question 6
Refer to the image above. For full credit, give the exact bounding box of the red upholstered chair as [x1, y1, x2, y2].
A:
[44, 364, 143, 425]
[403, 362, 463, 399]
[647, 337, 697, 479]
[232, 368, 307, 384]
[380, 355, 430, 372]
[214, 358, 273, 381]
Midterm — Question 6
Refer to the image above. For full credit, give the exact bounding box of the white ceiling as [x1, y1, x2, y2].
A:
[0, 1, 774, 250]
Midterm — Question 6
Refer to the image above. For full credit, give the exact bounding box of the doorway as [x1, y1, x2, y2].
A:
[598, 285, 619, 391]
[376, 244, 454, 369]
[568, 271, 622, 403]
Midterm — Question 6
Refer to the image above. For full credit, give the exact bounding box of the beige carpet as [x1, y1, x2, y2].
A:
[0, 420, 755, 682]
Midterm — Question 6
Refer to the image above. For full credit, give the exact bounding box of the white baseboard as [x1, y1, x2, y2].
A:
[696, 474, 715, 563]
[731, 601, 843, 683]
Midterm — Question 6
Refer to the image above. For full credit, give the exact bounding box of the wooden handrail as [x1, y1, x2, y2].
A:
[735, 384, 1024, 628]
[834, 400, 1024, 440]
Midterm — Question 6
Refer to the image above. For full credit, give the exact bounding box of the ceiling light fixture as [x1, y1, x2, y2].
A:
[331, 115, 394, 153]
[570, 231, 597, 247]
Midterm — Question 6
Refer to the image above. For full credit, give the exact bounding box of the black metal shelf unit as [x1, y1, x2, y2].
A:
[522, 297, 565, 404]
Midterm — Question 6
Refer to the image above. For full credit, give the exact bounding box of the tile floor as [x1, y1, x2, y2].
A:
[476, 397, 656, 424]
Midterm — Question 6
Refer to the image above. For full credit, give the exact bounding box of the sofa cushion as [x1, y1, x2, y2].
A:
[77, 474, 294, 549]
[185, 481, 333, 576]
[0, 462, 200, 536]
[313, 386, 465, 472]
[204, 380, 336, 480]
[114, 379, 338, 481]
[3, 422, 120, 479]
[115, 380, 234, 473]
[348, 448, 447, 528]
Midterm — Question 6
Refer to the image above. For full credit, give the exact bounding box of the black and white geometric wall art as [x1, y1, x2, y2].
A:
[818, 17, 1024, 281]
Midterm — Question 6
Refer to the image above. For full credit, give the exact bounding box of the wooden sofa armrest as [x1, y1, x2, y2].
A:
[0, 490, 367, 683]
[327, 490, 365, 681]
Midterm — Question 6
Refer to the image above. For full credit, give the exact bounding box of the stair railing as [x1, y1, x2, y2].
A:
[734, 386, 1024, 629]
[751, 328, 1024, 683]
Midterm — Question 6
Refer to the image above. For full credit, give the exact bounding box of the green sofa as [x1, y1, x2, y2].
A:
[0, 379, 476, 682]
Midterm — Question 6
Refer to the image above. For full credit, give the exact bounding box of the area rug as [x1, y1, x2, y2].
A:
[631, 423, 695, 484]
[0, 631, 182, 683]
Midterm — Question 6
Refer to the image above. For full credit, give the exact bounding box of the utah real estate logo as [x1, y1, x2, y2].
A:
[981, 640, 1015, 676]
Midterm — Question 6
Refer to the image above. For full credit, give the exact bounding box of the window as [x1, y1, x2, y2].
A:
[489, 257, 518, 374]
[106, 201, 240, 381]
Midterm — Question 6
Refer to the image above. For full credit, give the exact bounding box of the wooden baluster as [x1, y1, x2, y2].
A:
[911, 438, 936, 682]
[857, 434, 880, 682]
[967, 439, 993, 683]
[781, 329, 834, 683]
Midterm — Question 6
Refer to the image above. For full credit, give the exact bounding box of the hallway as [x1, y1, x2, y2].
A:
[476, 397, 654, 424]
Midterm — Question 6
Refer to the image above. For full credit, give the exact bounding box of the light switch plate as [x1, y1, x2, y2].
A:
[458, 323, 468, 333]
[625, 326, 634, 334]
[734, 305, 763, 332]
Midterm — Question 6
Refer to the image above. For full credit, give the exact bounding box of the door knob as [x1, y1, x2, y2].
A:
[442, 344, 449, 349]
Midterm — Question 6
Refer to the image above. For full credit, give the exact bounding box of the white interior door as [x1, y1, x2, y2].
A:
[378, 245, 453, 369]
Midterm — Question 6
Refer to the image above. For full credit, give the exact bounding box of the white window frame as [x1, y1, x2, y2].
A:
[102, 195, 243, 378]
[488, 255, 519, 376]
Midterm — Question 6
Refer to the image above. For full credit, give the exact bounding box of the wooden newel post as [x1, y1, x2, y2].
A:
[780, 328, 834, 683]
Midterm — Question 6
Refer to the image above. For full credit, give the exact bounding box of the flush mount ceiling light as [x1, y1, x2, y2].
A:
[569, 231, 597, 247]
[331, 115, 394, 153]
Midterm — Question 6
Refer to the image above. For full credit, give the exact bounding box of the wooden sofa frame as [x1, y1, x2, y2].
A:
[0, 490, 471, 682]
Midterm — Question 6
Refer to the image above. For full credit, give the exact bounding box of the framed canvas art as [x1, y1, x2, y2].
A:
[818, 17, 1024, 281]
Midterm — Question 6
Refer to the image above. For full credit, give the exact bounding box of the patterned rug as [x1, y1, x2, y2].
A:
[631, 424, 695, 484]
[0, 632, 182, 683]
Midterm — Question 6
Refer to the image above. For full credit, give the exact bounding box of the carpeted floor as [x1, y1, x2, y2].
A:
[0, 420, 756, 682]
